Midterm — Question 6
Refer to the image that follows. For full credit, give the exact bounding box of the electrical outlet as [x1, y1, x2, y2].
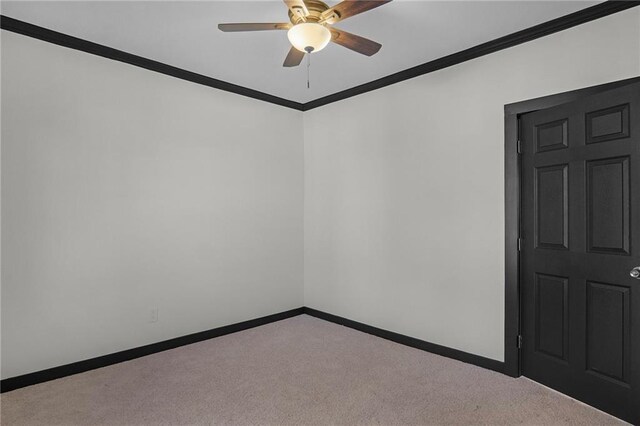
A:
[149, 307, 159, 323]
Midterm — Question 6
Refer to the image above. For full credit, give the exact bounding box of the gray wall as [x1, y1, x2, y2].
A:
[2, 8, 639, 379]
[303, 8, 640, 362]
[1, 32, 304, 379]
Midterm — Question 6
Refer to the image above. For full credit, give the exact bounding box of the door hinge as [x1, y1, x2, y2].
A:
[517, 335, 523, 349]
[518, 238, 522, 251]
[517, 139, 522, 154]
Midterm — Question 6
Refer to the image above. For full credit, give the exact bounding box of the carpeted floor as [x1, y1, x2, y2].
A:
[0, 315, 626, 425]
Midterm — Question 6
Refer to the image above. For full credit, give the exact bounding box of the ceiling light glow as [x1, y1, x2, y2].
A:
[287, 23, 331, 53]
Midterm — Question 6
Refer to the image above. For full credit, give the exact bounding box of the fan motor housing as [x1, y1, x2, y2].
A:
[288, 0, 338, 24]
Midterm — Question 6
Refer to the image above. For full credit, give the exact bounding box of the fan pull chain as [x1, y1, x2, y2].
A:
[307, 53, 311, 89]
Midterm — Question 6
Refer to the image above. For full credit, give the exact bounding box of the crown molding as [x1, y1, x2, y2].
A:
[303, 1, 639, 110]
[0, 15, 305, 111]
[1, 1, 638, 111]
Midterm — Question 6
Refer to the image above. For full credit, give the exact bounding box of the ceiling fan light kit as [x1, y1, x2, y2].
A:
[288, 23, 331, 53]
[218, 0, 391, 67]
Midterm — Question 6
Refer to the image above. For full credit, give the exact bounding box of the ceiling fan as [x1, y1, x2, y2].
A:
[218, 0, 391, 67]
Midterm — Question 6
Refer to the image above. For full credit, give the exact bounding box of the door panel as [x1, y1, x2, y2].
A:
[535, 274, 569, 361]
[586, 157, 630, 254]
[586, 281, 630, 384]
[535, 164, 569, 249]
[586, 103, 630, 144]
[536, 119, 569, 152]
[520, 81, 640, 423]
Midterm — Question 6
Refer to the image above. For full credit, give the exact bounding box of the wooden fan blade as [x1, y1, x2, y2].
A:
[329, 27, 382, 56]
[218, 23, 291, 32]
[283, 46, 305, 67]
[321, 0, 391, 24]
[283, 0, 309, 20]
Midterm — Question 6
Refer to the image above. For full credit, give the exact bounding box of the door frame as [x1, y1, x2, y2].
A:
[502, 76, 640, 378]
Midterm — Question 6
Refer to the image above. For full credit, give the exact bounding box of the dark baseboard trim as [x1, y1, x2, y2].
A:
[2, 2, 638, 111]
[0, 307, 304, 393]
[303, 307, 505, 374]
[0, 16, 305, 111]
[2, 306, 508, 393]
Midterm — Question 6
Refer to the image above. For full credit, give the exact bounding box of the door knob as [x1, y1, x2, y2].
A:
[631, 267, 640, 279]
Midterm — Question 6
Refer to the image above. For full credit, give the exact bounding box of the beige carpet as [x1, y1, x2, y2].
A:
[0, 315, 625, 425]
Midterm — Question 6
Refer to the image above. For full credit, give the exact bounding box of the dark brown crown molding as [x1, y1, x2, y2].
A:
[303, 1, 639, 110]
[0, 15, 305, 111]
[1, 1, 638, 111]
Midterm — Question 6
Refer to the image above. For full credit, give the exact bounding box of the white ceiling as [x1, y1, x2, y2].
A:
[2, 1, 600, 103]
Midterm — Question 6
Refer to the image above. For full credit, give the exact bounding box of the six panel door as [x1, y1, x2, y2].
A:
[520, 81, 640, 423]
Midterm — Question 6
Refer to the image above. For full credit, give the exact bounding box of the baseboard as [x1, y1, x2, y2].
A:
[2, 305, 506, 393]
[0, 307, 305, 393]
[303, 307, 506, 374]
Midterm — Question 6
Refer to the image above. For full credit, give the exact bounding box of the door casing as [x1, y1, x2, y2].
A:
[502, 76, 640, 378]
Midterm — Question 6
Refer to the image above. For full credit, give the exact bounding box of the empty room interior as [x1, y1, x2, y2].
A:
[1, 0, 640, 424]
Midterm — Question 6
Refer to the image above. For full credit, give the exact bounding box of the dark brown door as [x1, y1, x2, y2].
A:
[520, 81, 640, 424]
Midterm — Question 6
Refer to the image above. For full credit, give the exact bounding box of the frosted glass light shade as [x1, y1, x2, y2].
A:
[287, 23, 331, 53]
